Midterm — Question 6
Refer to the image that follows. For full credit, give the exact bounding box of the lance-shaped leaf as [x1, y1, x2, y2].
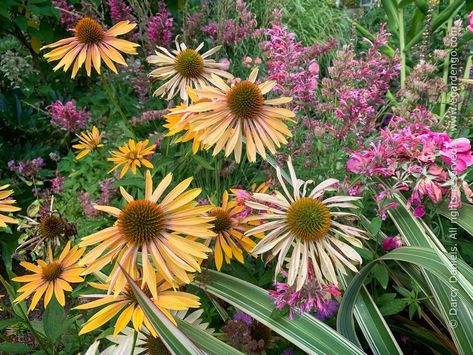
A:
[119, 265, 204, 355]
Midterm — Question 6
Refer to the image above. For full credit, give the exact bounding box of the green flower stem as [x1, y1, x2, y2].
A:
[0, 275, 51, 354]
[101, 74, 135, 136]
[398, 8, 406, 89]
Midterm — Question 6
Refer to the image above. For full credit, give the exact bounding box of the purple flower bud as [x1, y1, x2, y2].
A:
[382, 236, 402, 252]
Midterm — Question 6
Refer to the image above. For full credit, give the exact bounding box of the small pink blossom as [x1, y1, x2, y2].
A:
[219, 58, 230, 71]
[382, 236, 402, 252]
[440, 138, 473, 174]
[146, 1, 174, 48]
[51, 171, 65, 194]
[269, 266, 340, 320]
[413, 205, 426, 218]
[308, 62, 319, 74]
[46, 100, 89, 132]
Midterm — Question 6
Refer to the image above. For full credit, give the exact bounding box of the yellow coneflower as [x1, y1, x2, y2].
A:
[246, 159, 366, 290]
[73, 126, 104, 159]
[104, 309, 214, 353]
[108, 139, 156, 178]
[209, 191, 258, 271]
[163, 87, 209, 154]
[41, 18, 139, 78]
[13, 242, 85, 310]
[79, 171, 214, 296]
[184, 68, 295, 163]
[76, 276, 200, 336]
[147, 39, 233, 102]
[0, 184, 21, 227]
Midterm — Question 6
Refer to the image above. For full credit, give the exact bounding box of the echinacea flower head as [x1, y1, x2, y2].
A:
[108, 139, 156, 178]
[0, 184, 21, 227]
[13, 242, 85, 311]
[79, 171, 213, 296]
[76, 276, 200, 336]
[73, 126, 104, 159]
[246, 159, 366, 290]
[147, 40, 233, 102]
[185, 68, 295, 163]
[41, 18, 139, 78]
[163, 87, 209, 154]
[101, 309, 213, 354]
[209, 191, 258, 271]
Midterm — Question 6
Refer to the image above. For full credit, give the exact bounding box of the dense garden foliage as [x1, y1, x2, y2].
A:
[1, 0, 473, 354]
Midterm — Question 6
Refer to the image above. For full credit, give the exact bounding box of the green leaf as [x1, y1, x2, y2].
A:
[364, 194, 473, 355]
[338, 273, 402, 355]
[367, 217, 382, 237]
[381, 0, 399, 28]
[119, 266, 204, 355]
[376, 293, 396, 305]
[438, 202, 473, 237]
[0, 318, 18, 330]
[176, 319, 243, 355]
[195, 269, 364, 355]
[338, 246, 473, 355]
[379, 299, 407, 316]
[43, 297, 64, 343]
[372, 264, 389, 289]
[405, 0, 464, 50]
[192, 154, 214, 170]
[0, 343, 33, 353]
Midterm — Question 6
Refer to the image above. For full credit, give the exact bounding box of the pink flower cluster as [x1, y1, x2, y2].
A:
[320, 24, 400, 139]
[52, 0, 79, 29]
[51, 171, 65, 194]
[46, 100, 89, 132]
[146, 1, 174, 48]
[107, 0, 136, 23]
[347, 110, 473, 216]
[203, 0, 263, 45]
[260, 14, 335, 110]
[269, 267, 341, 320]
[8, 157, 45, 178]
[78, 179, 118, 218]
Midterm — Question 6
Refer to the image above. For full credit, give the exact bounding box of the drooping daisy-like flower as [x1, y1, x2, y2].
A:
[147, 40, 233, 102]
[0, 184, 21, 227]
[108, 139, 156, 178]
[100, 309, 213, 354]
[13, 242, 85, 310]
[163, 87, 209, 154]
[79, 171, 213, 295]
[41, 18, 139, 78]
[76, 276, 200, 336]
[209, 191, 258, 271]
[16, 198, 76, 257]
[246, 159, 366, 290]
[184, 68, 295, 163]
[73, 126, 104, 159]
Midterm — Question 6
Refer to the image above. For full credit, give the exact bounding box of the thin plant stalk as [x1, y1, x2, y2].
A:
[101, 74, 135, 135]
[398, 8, 406, 89]
[440, 0, 454, 117]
